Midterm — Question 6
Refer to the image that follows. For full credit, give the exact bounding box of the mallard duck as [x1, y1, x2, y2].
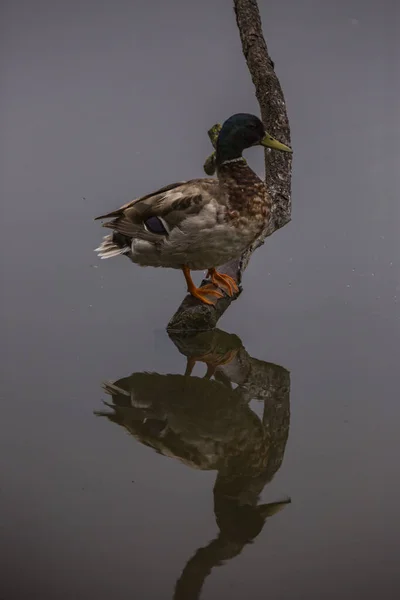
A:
[94, 113, 292, 305]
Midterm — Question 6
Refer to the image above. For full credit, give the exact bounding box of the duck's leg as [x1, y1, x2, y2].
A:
[182, 265, 223, 306]
[184, 347, 238, 379]
[184, 356, 196, 377]
[207, 267, 239, 297]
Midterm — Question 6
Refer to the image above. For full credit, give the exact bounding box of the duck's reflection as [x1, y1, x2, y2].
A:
[96, 329, 290, 599]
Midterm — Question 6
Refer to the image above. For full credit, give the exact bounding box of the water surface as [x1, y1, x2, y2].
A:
[1, 1, 399, 598]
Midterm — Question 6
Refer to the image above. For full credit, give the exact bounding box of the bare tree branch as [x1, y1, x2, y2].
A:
[167, 0, 292, 332]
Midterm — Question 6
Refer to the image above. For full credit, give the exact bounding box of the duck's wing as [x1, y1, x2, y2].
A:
[95, 178, 221, 238]
[94, 181, 188, 220]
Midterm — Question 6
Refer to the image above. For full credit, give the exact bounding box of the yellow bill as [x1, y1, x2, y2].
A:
[261, 132, 292, 152]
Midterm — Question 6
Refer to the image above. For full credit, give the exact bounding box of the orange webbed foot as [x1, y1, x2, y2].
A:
[189, 284, 224, 305]
[181, 265, 224, 306]
[207, 268, 239, 297]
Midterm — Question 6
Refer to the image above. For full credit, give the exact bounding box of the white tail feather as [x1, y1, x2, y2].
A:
[94, 235, 130, 259]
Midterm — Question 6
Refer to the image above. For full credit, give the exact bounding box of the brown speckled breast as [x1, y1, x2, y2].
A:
[218, 161, 271, 233]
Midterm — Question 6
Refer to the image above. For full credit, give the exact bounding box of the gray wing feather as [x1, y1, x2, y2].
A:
[99, 179, 221, 239]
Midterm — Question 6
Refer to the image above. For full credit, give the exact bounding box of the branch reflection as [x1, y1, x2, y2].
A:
[96, 329, 290, 599]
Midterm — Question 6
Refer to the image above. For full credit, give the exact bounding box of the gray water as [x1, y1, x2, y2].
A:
[1, 1, 399, 599]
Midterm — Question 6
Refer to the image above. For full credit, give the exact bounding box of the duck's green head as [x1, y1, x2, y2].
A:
[216, 113, 292, 165]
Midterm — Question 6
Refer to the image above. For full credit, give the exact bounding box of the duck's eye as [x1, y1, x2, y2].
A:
[144, 216, 168, 235]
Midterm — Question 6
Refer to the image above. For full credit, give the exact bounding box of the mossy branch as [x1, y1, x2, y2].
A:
[203, 124, 220, 175]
